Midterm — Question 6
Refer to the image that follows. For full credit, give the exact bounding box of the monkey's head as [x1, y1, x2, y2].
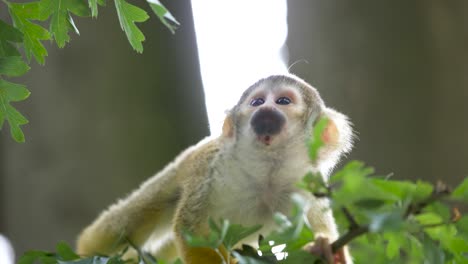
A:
[222, 74, 353, 172]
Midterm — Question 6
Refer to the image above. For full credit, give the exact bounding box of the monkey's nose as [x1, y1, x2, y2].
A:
[251, 108, 285, 136]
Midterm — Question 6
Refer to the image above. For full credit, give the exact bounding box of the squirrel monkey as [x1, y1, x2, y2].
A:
[76, 74, 354, 263]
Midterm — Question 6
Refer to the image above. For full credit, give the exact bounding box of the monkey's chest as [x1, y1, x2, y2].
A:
[208, 161, 307, 228]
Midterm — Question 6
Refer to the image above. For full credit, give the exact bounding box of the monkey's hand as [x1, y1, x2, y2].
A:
[303, 236, 351, 264]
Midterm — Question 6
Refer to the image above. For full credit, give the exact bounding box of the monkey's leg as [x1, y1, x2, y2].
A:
[173, 181, 235, 264]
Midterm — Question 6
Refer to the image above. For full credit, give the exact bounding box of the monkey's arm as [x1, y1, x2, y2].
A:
[304, 108, 354, 263]
[76, 138, 215, 257]
[76, 166, 180, 256]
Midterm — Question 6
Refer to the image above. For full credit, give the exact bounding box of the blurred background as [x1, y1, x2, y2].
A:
[1, 0, 468, 258]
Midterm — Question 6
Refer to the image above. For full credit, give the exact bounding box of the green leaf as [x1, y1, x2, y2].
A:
[330, 160, 374, 184]
[0, 20, 23, 43]
[232, 252, 270, 264]
[383, 232, 404, 260]
[422, 236, 446, 264]
[452, 177, 468, 202]
[147, 0, 179, 34]
[8, 2, 51, 64]
[182, 223, 221, 249]
[260, 194, 313, 253]
[88, 0, 105, 17]
[114, 0, 149, 53]
[281, 250, 319, 263]
[0, 79, 30, 142]
[0, 20, 23, 57]
[368, 211, 405, 232]
[0, 56, 30, 77]
[38, 0, 90, 48]
[58, 256, 110, 264]
[224, 223, 262, 250]
[234, 244, 277, 263]
[56, 241, 80, 261]
[456, 216, 468, 234]
[443, 237, 468, 256]
[172, 259, 183, 264]
[18, 250, 56, 264]
[308, 117, 328, 162]
[296, 172, 328, 196]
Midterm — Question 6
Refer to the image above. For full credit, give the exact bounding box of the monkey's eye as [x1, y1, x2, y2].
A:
[276, 97, 291, 105]
[250, 98, 265, 106]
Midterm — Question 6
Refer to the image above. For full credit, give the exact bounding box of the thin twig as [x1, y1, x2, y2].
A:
[404, 181, 450, 218]
[341, 207, 359, 229]
[331, 225, 369, 253]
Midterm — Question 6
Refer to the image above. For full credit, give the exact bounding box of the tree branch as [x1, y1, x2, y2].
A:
[331, 181, 452, 254]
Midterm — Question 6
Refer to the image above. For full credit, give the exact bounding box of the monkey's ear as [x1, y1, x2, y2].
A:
[222, 112, 235, 138]
[314, 108, 353, 174]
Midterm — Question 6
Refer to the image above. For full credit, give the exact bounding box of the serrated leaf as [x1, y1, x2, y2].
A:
[0, 56, 30, 77]
[88, 0, 106, 17]
[8, 2, 51, 64]
[330, 161, 401, 210]
[39, 0, 90, 48]
[56, 241, 80, 261]
[114, 0, 149, 53]
[0, 20, 23, 57]
[147, 0, 179, 34]
[0, 79, 30, 142]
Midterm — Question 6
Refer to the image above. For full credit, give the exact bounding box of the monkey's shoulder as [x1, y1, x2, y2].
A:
[173, 136, 222, 182]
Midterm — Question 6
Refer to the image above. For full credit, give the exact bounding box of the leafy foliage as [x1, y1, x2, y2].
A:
[0, 0, 177, 142]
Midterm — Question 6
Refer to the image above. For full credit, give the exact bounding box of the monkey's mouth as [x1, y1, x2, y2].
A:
[257, 135, 273, 145]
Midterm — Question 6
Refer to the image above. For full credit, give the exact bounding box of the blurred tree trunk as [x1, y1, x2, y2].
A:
[0, 0, 208, 255]
[287, 0, 468, 185]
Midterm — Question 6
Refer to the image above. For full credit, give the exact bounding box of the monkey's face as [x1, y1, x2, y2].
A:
[233, 78, 313, 148]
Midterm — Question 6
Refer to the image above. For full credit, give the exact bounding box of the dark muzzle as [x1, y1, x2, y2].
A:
[250, 108, 285, 136]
